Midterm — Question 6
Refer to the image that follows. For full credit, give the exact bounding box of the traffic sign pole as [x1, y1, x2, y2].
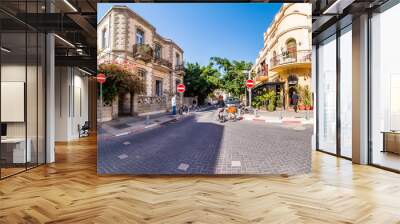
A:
[97, 73, 106, 133]
[246, 78, 254, 107]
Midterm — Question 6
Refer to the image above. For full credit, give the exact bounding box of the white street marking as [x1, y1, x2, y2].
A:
[177, 163, 190, 171]
[115, 132, 129, 137]
[118, 154, 128, 160]
[231, 161, 241, 167]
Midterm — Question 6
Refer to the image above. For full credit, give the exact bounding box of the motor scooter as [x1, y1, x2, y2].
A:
[217, 107, 227, 123]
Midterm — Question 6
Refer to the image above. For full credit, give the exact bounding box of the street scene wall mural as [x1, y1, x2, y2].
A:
[97, 3, 313, 175]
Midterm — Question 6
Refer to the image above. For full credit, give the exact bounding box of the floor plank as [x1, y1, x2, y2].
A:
[1, 135, 400, 223]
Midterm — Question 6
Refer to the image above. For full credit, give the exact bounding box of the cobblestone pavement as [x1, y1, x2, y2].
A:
[98, 109, 312, 175]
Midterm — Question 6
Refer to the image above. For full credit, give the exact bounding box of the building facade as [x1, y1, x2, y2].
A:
[97, 6, 185, 119]
[251, 3, 312, 109]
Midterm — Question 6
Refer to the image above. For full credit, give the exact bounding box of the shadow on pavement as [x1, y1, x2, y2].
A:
[97, 115, 225, 174]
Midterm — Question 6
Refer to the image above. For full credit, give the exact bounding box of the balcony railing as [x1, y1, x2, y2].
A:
[175, 64, 184, 72]
[133, 44, 153, 62]
[154, 57, 172, 69]
[269, 50, 311, 69]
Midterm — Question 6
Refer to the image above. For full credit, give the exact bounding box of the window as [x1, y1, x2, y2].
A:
[138, 69, 146, 81]
[286, 38, 297, 59]
[175, 53, 180, 66]
[102, 28, 108, 49]
[155, 43, 162, 59]
[155, 80, 163, 96]
[317, 35, 337, 154]
[136, 29, 144, 45]
[339, 25, 352, 158]
[370, 4, 400, 171]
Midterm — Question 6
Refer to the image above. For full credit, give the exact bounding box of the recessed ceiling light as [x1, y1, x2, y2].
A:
[78, 67, 92, 76]
[63, 0, 78, 12]
[54, 34, 75, 48]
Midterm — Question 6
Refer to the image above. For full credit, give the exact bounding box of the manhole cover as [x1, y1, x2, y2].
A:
[118, 154, 128, 160]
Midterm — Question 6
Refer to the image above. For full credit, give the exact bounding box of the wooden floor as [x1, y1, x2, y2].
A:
[1, 135, 400, 224]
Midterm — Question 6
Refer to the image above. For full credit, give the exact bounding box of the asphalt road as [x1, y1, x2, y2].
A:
[98, 109, 312, 175]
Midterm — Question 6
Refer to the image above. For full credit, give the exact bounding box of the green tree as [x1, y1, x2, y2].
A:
[210, 57, 253, 99]
[183, 62, 222, 104]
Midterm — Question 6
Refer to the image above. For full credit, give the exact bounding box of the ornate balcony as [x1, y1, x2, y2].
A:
[153, 57, 172, 69]
[255, 70, 268, 83]
[133, 44, 153, 62]
[175, 64, 185, 74]
[269, 50, 311, 72]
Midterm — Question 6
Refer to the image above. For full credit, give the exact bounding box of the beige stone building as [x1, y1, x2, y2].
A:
[251, 3, 312, 109]
[97, 5, 184, 117]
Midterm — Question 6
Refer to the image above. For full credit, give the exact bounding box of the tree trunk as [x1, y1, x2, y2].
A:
[130, 91, 135, 116]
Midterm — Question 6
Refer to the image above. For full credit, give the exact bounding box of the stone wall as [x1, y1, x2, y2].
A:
[97, 97, 118, 122]
[136, 95, 167, 115]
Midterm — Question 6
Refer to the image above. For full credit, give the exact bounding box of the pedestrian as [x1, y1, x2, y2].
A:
[292, 91, 299, 113]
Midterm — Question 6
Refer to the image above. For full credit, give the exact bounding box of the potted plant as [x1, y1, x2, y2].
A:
[294, 85, 303, 111]
[266, 91, 276, 112]
[276, 92, 283, 111]
[252, 96, 262, 109]
[302, 86, 312, 110]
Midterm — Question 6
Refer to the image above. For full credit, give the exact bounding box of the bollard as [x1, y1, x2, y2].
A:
[145, 115, 150, 125]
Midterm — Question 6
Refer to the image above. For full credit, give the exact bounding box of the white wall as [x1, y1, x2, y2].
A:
[54, 67, 89, 141]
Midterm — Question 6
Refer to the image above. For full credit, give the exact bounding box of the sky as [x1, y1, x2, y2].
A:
[97, 3, 282, 66]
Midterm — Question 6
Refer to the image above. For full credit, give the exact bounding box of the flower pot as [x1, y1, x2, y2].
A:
[305, 105, 311, 110]
[298, 105, 305, 111]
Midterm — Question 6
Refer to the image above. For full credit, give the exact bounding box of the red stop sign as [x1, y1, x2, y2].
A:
[97, 73, 106, 84]
[177, 84, 185, 93]
[246, 79, 255, 88]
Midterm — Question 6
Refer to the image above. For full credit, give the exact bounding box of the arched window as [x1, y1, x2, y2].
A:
[287, 75, 298, 85]
[286, 38, 297, 59]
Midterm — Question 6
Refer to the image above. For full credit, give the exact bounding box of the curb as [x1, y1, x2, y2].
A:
[110, 114, 192, 137]
[243, 116, 313, 125]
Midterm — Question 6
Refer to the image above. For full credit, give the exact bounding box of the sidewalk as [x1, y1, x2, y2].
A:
[98, 112, 188, 138]
[241, 110, 314, 124]
[98, 105, 215, 138]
